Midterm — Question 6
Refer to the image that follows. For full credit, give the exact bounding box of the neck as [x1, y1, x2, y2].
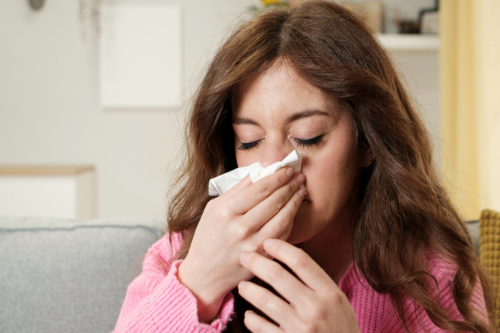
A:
[297, 205, 356, 284]
[299, 226, 353, 284]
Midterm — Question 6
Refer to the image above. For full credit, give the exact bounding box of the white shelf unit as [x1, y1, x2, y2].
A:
[0, 166, 96, 219]
[377, 34, 440, 51]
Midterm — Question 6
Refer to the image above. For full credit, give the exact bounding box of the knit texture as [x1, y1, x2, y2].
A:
[113, 233, 487, 332]
[479, 209, 500, 328]
[112, 233, 234, 333]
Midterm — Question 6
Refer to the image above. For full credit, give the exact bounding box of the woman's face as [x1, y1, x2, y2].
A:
[232, 61, 370, 245]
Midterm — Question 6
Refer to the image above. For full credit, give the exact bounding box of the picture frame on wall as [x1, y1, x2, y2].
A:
[99, 3, 183, 109]
[420, 11, 439, 34]
[419, 0, 439, 34]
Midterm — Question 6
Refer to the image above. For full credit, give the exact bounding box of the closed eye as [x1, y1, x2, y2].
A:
[294, 134, 324, 148]
[238, 139, 262, 151]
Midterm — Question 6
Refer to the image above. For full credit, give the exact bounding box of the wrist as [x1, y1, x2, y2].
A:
[178, 261, 227, 323]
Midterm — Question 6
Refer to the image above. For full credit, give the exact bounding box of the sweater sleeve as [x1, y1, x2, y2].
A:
[112, 232, 235, 333]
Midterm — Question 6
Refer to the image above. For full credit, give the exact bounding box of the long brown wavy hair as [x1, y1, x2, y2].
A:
[165, 1, 496, 332]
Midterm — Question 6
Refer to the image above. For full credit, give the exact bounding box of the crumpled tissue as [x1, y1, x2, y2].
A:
[208, 150, 303, 196]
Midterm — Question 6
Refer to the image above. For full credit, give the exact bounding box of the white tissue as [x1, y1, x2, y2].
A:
[208, 150, 303, 196]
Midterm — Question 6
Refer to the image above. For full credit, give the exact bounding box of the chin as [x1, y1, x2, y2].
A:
[286, 203, 338, 246]
[285, 234, 303, 245]
[285, 221, 313, 245]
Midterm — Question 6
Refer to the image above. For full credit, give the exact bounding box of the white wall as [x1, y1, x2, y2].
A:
[0, 0, 438, 219]
[0, 0, 251, 219]
[389, 49, 441, 170]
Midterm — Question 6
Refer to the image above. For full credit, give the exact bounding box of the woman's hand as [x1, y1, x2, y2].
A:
[238, 239, 360, 333]
[178, 167, 305, 323]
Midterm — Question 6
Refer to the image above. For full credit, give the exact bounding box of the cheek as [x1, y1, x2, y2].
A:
[301, 137, 360, 203]
[235, 150, 256, 168]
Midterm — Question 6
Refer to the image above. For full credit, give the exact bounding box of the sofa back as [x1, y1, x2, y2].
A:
[0, 216, 479, 332]
[0, 216, 165, 333]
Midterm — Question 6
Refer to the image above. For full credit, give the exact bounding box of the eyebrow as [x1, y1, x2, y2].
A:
[233, 109, 330, 126]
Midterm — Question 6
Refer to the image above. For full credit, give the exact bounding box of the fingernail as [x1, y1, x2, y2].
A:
[264, 239, 275, 247]
[286, 167, 294, 177]
[238, 281, 246, 289]
[240, 252, 248, 262]
[296, 173, 305, 183]
[298, 188, 305, 198]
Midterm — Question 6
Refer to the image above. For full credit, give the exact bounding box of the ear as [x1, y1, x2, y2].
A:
[359, 145, 374, 168]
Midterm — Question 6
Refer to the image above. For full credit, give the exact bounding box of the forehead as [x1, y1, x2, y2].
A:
[232, 61, 337, 120]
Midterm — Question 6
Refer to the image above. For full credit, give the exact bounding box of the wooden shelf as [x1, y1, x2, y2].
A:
[376, 34, 439, 51]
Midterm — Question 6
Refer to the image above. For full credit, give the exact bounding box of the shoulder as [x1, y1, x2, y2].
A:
[425, 250, 458, 284]
[341, 251, 487, 332]
[401, 251, 487, 330]
[424, 250, 487, 321]
[340, 250, 461, 298]
[142, 231, 184, 275]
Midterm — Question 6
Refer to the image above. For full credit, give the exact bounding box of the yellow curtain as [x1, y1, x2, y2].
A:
[440, 0, 500, 220]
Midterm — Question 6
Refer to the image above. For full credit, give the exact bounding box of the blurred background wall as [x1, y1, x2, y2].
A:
[0, 0, 254, 219]
[0, 0, 439, 220]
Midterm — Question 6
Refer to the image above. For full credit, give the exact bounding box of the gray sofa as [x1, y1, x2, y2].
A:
[0, 216, 480, 333]
[0, 216, 166, 333]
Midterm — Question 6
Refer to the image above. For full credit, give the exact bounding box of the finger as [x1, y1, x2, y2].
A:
[244, 173, 303, 227]
[263, 239, 336, 293]
[238, 280, 294, 328]
[255, 187, 304, 242]
[218, 174, 253, 201]
[243, 310, 284, 333]
[240, 251, 310, 307]
[230, 167, 295, 215]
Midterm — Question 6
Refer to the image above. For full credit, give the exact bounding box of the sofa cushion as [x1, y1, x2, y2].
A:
[0, 216, 165, 333]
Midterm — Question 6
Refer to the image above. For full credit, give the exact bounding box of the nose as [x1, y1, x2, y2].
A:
[260, 143, 292, 168]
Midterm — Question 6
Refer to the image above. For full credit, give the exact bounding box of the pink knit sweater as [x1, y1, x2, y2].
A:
[113, 233, 487, 332]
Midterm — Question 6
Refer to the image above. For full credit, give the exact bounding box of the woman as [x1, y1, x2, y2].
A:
[113, 1, 496, 332]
